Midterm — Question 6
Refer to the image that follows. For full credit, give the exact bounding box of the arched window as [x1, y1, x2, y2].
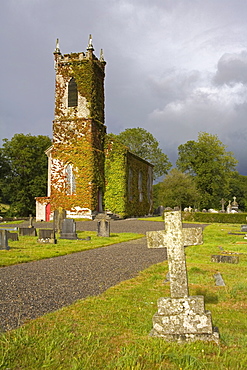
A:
[68, 77, 78, 107]
[65, 164, 76, 195]
[138, 171, 143, 202]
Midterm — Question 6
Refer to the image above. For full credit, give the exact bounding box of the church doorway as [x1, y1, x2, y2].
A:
[45, 203, 51, 222]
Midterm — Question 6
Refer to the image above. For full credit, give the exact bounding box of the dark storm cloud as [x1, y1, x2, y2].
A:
[0, 0, 247, 175]
[214, 51, 247, 85]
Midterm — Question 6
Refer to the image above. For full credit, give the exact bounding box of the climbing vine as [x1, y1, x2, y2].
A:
[104, 134, 153, 217]
[39, 50, 153, 218]
[48, 52, 106, 215]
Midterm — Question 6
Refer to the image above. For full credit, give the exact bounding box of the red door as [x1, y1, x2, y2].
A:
[45, 203, 51, 221]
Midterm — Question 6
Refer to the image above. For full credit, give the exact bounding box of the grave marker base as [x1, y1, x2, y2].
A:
[211, 255, 239, 264]
[150, 296, 219, 343]
[7, 232, 19, 241]
[37, 229, 57, 244]
[59, 233, 78, 240]
[19, 228, 37, 237]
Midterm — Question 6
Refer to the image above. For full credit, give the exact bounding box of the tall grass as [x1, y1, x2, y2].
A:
[1, 223, 247, 369]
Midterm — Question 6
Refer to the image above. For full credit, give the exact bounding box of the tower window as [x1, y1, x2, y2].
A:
[68, 78, 78, 107]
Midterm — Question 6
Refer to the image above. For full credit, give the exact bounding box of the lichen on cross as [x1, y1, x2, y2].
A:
[146, 211, 203, 298]
[146, 211, 219, 343]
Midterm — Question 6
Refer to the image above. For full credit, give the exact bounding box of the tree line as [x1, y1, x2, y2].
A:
[1, 129, 246, 217]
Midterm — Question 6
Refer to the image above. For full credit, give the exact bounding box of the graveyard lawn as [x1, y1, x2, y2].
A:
[1, 223, 247, 369]
[0, 231, 144, 267]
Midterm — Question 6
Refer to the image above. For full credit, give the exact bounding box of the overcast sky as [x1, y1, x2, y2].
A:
[1, 0, 247, 176]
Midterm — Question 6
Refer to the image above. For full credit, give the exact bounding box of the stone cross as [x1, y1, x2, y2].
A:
[146, 211, 219, 343]
[220, 198, 226, 212]
[147, 211, 203, 298]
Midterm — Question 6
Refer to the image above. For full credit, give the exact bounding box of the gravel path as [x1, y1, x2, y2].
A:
[0, 219, 205, 332]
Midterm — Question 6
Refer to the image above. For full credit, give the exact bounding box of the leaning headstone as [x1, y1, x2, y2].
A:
[53, 208, 66, 233]
[38, 229, 57, 244]
[60, 219, 78, 239]
[214, 272, 225, 286]
[19, 228, 37, 236]
[0, 230, 10, 250]
[146, 211, 219, 343]
[211, 255, 239, 264]
[7, 232, 19, 241]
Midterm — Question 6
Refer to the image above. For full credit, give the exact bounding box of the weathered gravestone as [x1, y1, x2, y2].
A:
[0, 230, 10, 250]
[60, 219, 78, 239]
[220, 198, 226, 213]
[146, 211, 219, 343]
[28, 214, 34, 228]
[96, 214, 111, 237]
[7, 232, 19, 241]
[231, 196, 239, 212]
[226, 200, 232, 214]
[38, 229, 57, 244]
[211, 255, 239, 264]
[19, 228, 37, 237]
[53, 208, 67, 232]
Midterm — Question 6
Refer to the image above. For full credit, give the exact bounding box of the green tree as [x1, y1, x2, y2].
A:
[153, 168, 200, 209]
[0, 134, 51, 216]
[229, 173, 247, 211]
[176, 132, 238, 209]
[113, 127, 172, 180]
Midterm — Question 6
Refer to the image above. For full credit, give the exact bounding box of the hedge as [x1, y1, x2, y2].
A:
[182, 211, 247, 224]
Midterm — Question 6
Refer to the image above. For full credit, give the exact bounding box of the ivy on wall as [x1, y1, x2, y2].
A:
[51, 119, 105, 212]
[55, 54, 105, 123]
[50, 52, 106, 214]
[41, 50, 153, 218]
[104, 134, 153, 217]
[104, 135, 128, 216]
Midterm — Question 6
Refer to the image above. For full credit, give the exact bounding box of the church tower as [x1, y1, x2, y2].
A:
[36, 36, 154, 221]
[48, 36, 106, 218]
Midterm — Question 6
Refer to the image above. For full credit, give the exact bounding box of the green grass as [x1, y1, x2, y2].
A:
[138, 216, 163, 222]
[0, 220, 24, 225]
[0, 231, 144, 267]
[1, 223, 247, 369]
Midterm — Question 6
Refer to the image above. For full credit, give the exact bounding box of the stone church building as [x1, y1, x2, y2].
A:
[36, 36, 153, 220]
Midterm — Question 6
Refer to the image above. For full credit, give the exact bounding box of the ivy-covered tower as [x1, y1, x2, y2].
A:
[36, 36, 154, 221]
[48, 36, 106, 219]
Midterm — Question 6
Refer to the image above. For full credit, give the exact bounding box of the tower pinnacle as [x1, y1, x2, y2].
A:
[87, 34, 94, 51]
[54, 38, 61, 54]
